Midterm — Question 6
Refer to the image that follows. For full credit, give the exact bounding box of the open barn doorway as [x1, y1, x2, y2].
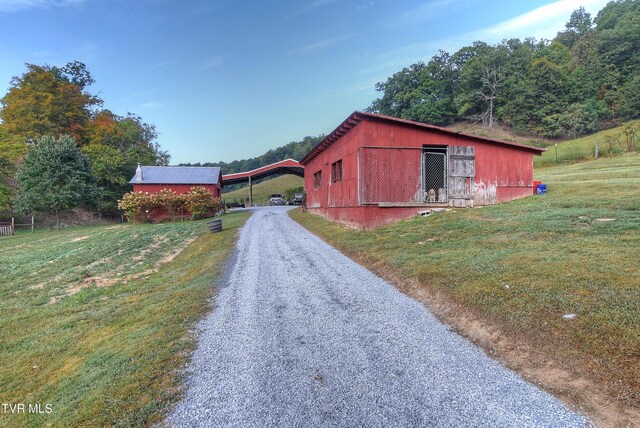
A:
[423, 146, 448, 203]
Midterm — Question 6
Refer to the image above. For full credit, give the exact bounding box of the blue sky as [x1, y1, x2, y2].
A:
[0, 0, 610, 164]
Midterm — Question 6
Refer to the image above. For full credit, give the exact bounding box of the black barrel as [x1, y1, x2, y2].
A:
[207, 218, 222, 233]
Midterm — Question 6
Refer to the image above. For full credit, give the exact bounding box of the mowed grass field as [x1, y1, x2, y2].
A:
[223, 175, 303, 204]
[0, 212, 250, 427]
[290, 154, 640, 414]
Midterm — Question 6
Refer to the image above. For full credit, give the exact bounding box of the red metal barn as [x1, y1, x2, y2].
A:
[129, 165, 222, 220]
[300, 112, 545, 229]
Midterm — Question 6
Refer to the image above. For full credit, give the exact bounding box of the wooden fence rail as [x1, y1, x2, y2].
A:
[0, 222, 13, 236]
[0, 217, 34, 236]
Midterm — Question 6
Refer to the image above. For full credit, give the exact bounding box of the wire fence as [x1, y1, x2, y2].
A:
[358, 147, 423, 205]
[358, 145, 476, 207]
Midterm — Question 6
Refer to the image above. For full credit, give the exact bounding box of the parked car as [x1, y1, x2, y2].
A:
[268, 194, 285, 206]
[289, 193, 304, 205]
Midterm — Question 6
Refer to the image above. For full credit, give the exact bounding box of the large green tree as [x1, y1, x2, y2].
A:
[16, 135, 100, 230]
[0, 61, 101, 144]
[368, 50, 458, 125]
[0, 61, 168, 215]
[0, 128, 28, 213]
[83, 110, 169, 212]
[556, 6, 592, 49]
[367, 1, 640, 138]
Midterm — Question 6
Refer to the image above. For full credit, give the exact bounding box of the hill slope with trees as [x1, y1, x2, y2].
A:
[180, 135, 324, 174]
[0, 61, 168, 217]
[367, 0, 639, 139]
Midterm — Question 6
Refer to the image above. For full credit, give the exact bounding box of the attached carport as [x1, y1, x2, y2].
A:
[222, 159, 304, 206]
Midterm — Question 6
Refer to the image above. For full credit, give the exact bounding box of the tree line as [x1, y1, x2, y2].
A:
[367, 0, 639, 139]
[180, 135, 324, 174]
[181, 135, 324, 192]
[0, 61, 168, 222]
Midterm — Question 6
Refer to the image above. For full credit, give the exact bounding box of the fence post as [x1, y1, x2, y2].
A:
[11, 217, 15, 235]
[31, 216, 34, 233]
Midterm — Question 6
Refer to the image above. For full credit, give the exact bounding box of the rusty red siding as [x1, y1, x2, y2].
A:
[302, 112, 543, 229]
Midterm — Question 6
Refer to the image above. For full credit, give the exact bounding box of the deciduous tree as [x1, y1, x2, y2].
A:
[16, 135, 100, 230]
[0, 61, 102, 144]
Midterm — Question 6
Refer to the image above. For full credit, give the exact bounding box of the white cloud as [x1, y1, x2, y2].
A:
[131, 87, 160, 98]
[363, 0, 611, 83]
[148, 61, 172, 70]
[473, 0, 610, 41]
[139, 101, 165, 109]
[0, 0, 85, 13]
[292, 35, 355, 55]
[200, 55, 225, 71]
[354, 2, 375, 11]
[389, 0, 462, 27]
[291, 0, 340, 16]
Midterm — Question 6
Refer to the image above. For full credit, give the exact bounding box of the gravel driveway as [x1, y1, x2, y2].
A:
[167, 206, 587, 427]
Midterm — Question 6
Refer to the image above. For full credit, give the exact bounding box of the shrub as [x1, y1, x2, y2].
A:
[118, 187, 221, 222]
[185, 186, 221, 219]
[117, 191, 155, 223]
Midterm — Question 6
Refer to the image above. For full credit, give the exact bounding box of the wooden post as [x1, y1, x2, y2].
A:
[249, 176, 253, 207]
[11, 217, 15, 235]
[31, 216, 34, 233]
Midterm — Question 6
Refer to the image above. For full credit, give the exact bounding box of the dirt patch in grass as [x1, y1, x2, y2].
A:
[49, 237, 199, 304]
[70, 235, 90, 242]
[155, 237, 197, 267]
[132, 235, 170, 262]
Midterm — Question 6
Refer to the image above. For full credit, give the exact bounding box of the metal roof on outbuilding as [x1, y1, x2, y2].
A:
[129, 166, 221, 185]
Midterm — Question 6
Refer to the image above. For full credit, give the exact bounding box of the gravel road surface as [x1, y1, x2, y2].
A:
[167, 206, 587, 428]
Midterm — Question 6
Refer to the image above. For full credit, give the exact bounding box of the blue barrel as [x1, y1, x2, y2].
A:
[536, 184, 547, 194]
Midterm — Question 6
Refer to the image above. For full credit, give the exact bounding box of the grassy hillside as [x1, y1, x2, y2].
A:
[536, 121, 639, 166]
[448, 120, 639, 168]
[223, 175, 303, 204]
[447, 121, 549, 147]
[0, 212, 250, 427]
[290, 154, 640, 425]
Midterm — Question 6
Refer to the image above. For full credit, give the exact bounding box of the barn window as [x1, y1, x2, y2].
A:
[331, 160, 342, 183]
[313, 170, 322, 188]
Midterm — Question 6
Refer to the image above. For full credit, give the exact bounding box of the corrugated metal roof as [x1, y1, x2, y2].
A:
[300, 111, 546, 165]
[221, 159, 303, 185]
[130, 166, 221, 185]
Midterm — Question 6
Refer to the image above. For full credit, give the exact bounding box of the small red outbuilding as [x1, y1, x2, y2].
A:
[128, 165, 222, 222]
[300, 111, 545, 229]
[130, 165, 222, 197]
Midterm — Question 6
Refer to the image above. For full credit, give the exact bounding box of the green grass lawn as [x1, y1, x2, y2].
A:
[536, 122, 639, 167]
[0, 211, 250, 427]
[290, 154, 640, 410]
[222, 175, 303, 204]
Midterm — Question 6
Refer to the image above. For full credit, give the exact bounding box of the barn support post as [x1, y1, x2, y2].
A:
[249, 176, 253, 207]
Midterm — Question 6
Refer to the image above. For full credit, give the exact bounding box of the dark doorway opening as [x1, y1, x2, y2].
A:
[423, 146, 448, 202]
